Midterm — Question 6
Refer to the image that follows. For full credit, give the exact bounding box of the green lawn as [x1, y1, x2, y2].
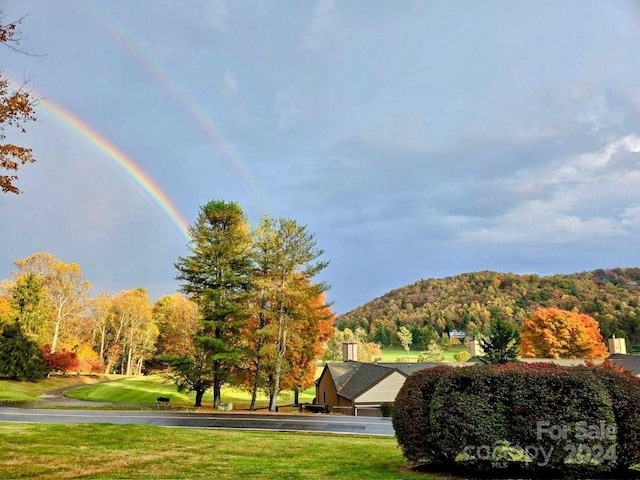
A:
[65, 375, 315, 409]
[0, 375, 114, 402]
[0, 423, 434, 479]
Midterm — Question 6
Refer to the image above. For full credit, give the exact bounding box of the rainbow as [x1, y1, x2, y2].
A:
[42, 97, 192, 242]
[80, 4, 267, 212]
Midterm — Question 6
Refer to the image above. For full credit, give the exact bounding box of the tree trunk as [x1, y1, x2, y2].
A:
[51, 315, 62, 353]
[269, 343, 284, 412]
[213, 379, 222, 409]
[249, 344, 263, 411]
[136, 357, 143, 375]
[195, 388, 205, 407]
[269, 311, 287, 412]
[126, 343, 133, 375]
[99, 328, 106, 361]
[294, 387, 299, 406]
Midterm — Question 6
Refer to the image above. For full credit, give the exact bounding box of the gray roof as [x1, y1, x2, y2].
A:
[324, 361, 446, 401]
[607, 354, 640, 376]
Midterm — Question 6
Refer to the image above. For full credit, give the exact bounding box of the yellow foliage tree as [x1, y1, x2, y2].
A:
[520, 308, 608, 359]
[14, 252, 91, 352]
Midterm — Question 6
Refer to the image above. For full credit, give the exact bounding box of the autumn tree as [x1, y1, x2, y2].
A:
[153, 294, 200, 356]
[479, 316, 520, 364]
[252, 216, 329, 412]
[89, 292, 113, 363]
[520, 308, 608, 359]
[101, 288, 155, 375]
[398, 326, 413, 360]
[1, 12, 37, 194]
[14, 253, 91, 353]
[120, 289, 156, 375]
[0, 292, 12, 325]
[41, 344, 80, 374]
[175, 200, 254, 408]
[10, 272, 48, 342]
[416, 341, 445, 362]
[280, 289, 334, 402]
[240, 282, 334, 409]
[322, 327, 381, 363]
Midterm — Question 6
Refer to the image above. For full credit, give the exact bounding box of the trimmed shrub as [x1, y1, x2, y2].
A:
[392, 363, 633, 475]
[582, 366, 640, 469]
[392, 365, 454, 463]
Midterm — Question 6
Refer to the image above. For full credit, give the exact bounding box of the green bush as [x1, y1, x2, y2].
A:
[379, 402, 393, 417]
[391, 365, 453, 463]
[392, 363, 637, 475]
[582, 366, 640, 469]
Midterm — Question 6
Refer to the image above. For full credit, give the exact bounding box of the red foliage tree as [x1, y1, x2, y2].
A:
[41, 344, 80, 373]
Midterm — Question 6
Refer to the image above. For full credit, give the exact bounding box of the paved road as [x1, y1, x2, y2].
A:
[0, 407, 395, 436]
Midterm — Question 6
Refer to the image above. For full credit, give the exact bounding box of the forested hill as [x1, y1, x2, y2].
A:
[336, 268, 640, 346]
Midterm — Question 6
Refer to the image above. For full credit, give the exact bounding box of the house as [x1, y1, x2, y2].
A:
[315, 360, 455, 416]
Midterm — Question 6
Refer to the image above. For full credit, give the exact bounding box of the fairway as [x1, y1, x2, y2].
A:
[64, 375, 315, 409]
[0, 375, 115, 402]
[378, 345, 467, 363]
[0, 423, 435, 479]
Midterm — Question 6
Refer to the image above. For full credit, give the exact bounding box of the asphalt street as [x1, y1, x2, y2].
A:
[0, 407, 395, 436]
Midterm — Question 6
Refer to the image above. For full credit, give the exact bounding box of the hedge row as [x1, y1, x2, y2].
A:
[391, 363, 640, 475]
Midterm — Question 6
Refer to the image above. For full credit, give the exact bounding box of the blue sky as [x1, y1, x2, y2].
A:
[1, 1, 640, 314]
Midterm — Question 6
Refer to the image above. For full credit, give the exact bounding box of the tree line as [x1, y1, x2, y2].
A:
[0, 201, 334, 412]
[0, 252, 201, 377]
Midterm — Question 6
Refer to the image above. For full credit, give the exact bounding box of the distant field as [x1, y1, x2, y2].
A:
[379, 344, 468, 363]
[0, 423, 434, 480]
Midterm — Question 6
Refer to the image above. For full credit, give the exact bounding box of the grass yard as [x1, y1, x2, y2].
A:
[0, 375, 115, 402]
[0, 423, 434, 479]
[65, 375, 315, 409]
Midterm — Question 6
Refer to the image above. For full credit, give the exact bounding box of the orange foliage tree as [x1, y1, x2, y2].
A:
[278, 290, 334, 394]
[239, 284, 334, 410]
[520, 308, 608, 359]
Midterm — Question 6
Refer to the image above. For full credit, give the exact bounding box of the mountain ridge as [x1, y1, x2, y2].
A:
[336, 268, 640, 347]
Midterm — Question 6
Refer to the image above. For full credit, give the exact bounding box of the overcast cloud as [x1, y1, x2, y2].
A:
[1, 1, 639, 313]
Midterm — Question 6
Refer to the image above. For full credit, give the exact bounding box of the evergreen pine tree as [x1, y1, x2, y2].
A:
[0, 320, 46, 380]
[479, 317, 520, 364]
